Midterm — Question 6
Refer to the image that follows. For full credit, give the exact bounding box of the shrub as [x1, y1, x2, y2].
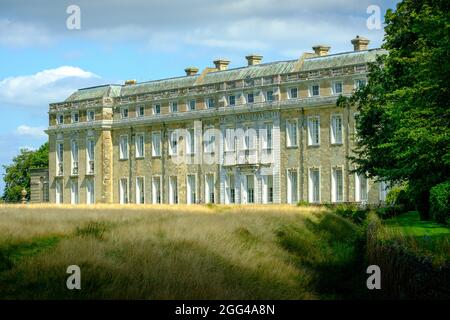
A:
[333, 204, 369, 224]
[296, 200, 309, 207]
[375, 205, 404, 219]
[429, 181, 450, 224]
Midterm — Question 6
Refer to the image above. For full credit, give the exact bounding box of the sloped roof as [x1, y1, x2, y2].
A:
[63, 48, 386, 103]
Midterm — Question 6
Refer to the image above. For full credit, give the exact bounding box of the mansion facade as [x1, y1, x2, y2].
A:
[46, 36, 389, 205]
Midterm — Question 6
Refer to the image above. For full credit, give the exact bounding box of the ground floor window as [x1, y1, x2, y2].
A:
[86, 178, 94, 204]
[119, 178, 128, 204]
[205, 174, 215, 203]
[226, 174, 235, 204]
[70, 179, 79, 204]
[152, 177, 161, 204]
[136, 177, 145, 204]
[187, 175, 196, 204]
[287, 169, 298, 204]
[355, 173, 368, 202]
[309, 169, 320, 203]
[55, 179, 63, 204]
[332, 167, 344, 202]
[246, 175, 255, 204]
[169, 176, 178, 204]
[263, 175, 273, 204]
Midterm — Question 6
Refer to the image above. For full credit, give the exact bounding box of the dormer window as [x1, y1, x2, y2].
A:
[137, 106, 145, 117]
[289, 87, 298, 99]
[333, 82, 343, 95]
[266, 90, 274, 102]
[310, 84, 320, 97]
[87, 110, 95, 121]
[170, 101, 178, 113]
[247, 93, 254, 104]
[206, 98, 215, 109]
[71, 112, 79, 123]
[153, 104, 161, 115]
[228, 95, 236, 106]
[121, 108, 129, 119]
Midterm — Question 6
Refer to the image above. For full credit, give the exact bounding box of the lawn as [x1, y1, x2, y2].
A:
[0, 204, 368, 300]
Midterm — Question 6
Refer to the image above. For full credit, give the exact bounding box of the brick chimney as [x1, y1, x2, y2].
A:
[124, 79, 136, 85]
[351, 35, 370, 51]
[213, 59, 230, 71]
[184, 66, 199, 76]
[245, 54, 263, 66]
[312, 45, 331, 56]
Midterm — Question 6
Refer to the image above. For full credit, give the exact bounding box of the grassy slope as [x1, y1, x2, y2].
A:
[0, 204, 366, 300]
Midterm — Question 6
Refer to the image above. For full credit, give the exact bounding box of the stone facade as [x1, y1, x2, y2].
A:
[46, 37, 389, 205]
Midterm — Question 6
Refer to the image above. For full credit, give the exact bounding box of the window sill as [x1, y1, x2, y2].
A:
[286, 145, 298, 149]
[151, 155, 161, 159]
[135, 156, 145, 160]
[330, 143, 343, 146]
[119, 158, 129, 161]
[307, 144, 320, 148]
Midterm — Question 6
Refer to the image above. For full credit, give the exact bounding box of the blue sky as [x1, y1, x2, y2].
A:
[0, 0, 397, 194]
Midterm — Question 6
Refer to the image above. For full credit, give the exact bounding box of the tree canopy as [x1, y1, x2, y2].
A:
[338, 0, 450, 219]
[2, 142, 48, 203]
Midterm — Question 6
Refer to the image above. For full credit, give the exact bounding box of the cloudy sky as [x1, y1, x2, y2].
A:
[0, 0, 398, 194]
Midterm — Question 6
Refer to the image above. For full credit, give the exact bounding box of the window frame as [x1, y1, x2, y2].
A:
[119, 135, 129, 160]
[286, 119, 298, 148]
[135, 133, 145, 158]
[307, 116, 320, 146]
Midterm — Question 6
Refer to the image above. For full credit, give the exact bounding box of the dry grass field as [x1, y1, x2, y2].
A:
[0, 204, 367, 299]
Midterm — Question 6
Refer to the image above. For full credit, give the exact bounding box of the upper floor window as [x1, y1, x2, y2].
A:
[168, 131, 178, 156]
[331, 114, 343, 144]
[170, 101, 178, 113]
[289, 87, 298, 99]
[333, 82, 343, 95]
[228, 95, 236, 106]
[204, 128, 215, 153]
[186, 129, 196, 155]
[286, 120, 298, 147]
[308, 116, 320, 146]
[309, 84, 320, 97]
[152, 131, 161, 157]
[119, 135, 129, 160]
[121, 108, 129, 119]
[57, 114, 64, 125]
[206, 98, 215, 109]
[225, 127, 235, 152]
[137, 106, 145, 117]
[266, 90, 274, 102]
[87, 110, 95, 121]
[153, 104, 161, 115]
[71, 112, 79, 123]
[189, 100, 196, 111]
[261, 124, 273, 150]
[355, 79, 367, 90]
[135, 133, 145, 158]
[247, 92, 254, 104]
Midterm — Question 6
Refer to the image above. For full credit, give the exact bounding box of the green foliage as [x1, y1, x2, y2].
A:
[332, 203, 369, 224]
[296, 200, 310, 207]
[429, 181, 450, 224]
[338, 0, 450, 221]
[1, 143, 48, 203]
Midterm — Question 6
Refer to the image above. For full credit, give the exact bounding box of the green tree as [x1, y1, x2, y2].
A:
[338, 0, 450, 220]
[2, 142, 48, 203]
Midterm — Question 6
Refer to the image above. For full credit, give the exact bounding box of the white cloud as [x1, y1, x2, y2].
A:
[0, 66, 101, 108]
[15, 125, 46, 139]
[0, 19, 52, 47]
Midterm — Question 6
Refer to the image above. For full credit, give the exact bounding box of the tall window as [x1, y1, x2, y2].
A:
[121, 108, 129, 119]
[57, 114, 64, 124]
[119, 178, 128, 204]
[247, 93, 254, 104]
[87, 110, 95, 121]
[246, 175, 255, 204]
[333, 82, 343, 95]
[310, 84, 320, 97]
[71, 112, 79, 123]
[331, 114, 343, 144]
[136, 177, 145, 204]
[266, 90, 274, 102]
[228, 95, 236, 106]
[152, 132, 161, 157]
[355, 173, 368, 202]
[55, 179, 63, 204]
[136, 133, 145, 158]
[287, 169, 298, 204]
[206, 98, 215, 109]
[379, 181, 389, 202]
[70, 179, 79, 204]
[308, 116, 320, 146]
[205, 174, 215, 203]
[204, 128, 215, 153]
[169, 176, 178, 204]
[186, 129, 196, 155]
[168, 131, 178, 156]
[56, 142, 64, 175]
[263, 175, 273, 204]
[153, 104, 161, 115]
[309, 169, 320, 203]
[355, 79, 367, 90]
[170, 102, 178, 113]
[262, 124, 273, 150]
[187, 175, 196, 204]
[71, 140, 79, 175]
[225, 127, 235, 152]
[286, 120, 298, 147]
[152, 177, 161, 204]
[119, 135, 129, 160]
[226, 175, 235, 204]
[332, 167, 344, 202]
[86, 179, 94, 204]
[137, 106, 145, 117]
[86, 139, 95, 174]
[189, 100, 196, 111]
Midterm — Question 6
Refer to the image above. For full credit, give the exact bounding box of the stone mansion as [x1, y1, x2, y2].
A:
[45, 36, 389, 205]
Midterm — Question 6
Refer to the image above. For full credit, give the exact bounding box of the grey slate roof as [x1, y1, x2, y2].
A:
[63, 48, 386, 103]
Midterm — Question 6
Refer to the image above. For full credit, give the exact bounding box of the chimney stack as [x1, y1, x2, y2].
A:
[213, 59, 230, 71]
[124, 79, 137, 85]
[245, 54, 263, 66]
[312, 45, 331, 56]
[351, 35, 370, 51]
[184, 66, 199, 76]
